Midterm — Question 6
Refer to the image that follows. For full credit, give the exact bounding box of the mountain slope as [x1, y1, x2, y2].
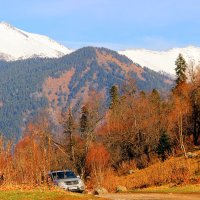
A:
[119, 46, 200, 75]
[0, 47, 174, 139]
[0, 22, 72, 60]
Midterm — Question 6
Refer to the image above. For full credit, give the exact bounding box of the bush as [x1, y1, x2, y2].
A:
[86, 144, 110, 187]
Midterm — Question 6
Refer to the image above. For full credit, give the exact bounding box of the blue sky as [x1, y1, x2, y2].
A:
[1, 0, 200, 50]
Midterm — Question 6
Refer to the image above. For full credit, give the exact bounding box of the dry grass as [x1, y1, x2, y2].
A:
[99, 151, 200, 192]
[117, 160, 137, 176]
[132, 184, 200, 193]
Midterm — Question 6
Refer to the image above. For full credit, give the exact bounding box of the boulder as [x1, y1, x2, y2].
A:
[186, 152, 198, 158]
[93, 187, 108, 195]
[116, 185, 127, 192]
[128, 169, 138, 175]
[129, 170, 134, 174]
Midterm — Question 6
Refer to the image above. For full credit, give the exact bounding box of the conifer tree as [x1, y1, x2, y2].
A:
[139, 90, 146, 97]
[175, 54, 187, 86]
[150, 89, 160, 104]
[174, 54, 189, 157]
[80, 105, 89, 137]
[109, 85, 119, 109]
[157, 133, 172, 161]
[63, 106, 75, 163]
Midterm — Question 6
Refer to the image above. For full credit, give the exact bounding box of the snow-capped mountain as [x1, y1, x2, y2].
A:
[0, 22, 72, 60]
[119, 46, 200, 75]
[1, 21, 200, 76]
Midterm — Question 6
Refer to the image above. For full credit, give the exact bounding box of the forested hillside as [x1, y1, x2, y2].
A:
[0, 47, 174, 139]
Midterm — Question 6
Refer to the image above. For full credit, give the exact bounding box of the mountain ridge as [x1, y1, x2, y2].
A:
[0, 22, 200, 76]
[0, 22, 72, 60]
[119, 46, 200, 74]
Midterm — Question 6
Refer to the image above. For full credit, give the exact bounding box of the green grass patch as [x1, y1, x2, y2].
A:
[0, 189, 105, 200]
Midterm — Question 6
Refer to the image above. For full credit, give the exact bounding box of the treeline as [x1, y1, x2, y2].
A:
[0, 47, 173, 138]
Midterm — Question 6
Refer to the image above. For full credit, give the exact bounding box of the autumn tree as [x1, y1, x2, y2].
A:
[0, 136, 12, 184]
[170, 83, 192, 156]
[80, 91, 106, 147]
[172, 55, 192, 155]
[86, 144, 110, 187]
[191, 86, 200, 145]
[77, 91, 106, 177]
[121, 78, 137, 97]
[189, 68, 200, 145]
[187, 60, 198, 83]
[100, 86, 171, 168]
[25, 111, 71, 176]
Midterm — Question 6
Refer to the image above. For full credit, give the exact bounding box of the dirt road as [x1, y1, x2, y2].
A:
[100, 193, 200, 200]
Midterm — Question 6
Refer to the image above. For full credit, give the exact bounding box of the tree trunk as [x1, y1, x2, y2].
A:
[69, 132, 75, 166]
[179, 112, 187, 158]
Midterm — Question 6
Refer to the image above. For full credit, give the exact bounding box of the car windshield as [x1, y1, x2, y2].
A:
[66, 171, 77, 178]
[51, 171, 77, 180]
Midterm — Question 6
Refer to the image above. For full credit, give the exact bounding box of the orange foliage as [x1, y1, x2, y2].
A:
[86, 143, 110, 169]
[86, 143, 110, 187]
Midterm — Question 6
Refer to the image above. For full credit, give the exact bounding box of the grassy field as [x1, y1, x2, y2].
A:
[0, 188, 107, 200]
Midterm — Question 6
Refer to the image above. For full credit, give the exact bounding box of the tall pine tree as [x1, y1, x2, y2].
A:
[150, 89, 161, 104]
[80, 105, 89, 138]
[157, 133, 172, 161]
[109, 85, 119, 109]
[175, 54, 187, 86]
[174, 54, 189, 156]
[63, 106, 75, 164]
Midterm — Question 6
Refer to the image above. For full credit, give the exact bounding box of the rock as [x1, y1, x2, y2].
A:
[93, 187, 108, 195]
[86, 176, 91, 180]
[128, 169, 138, 175]
[129, 170, 134, 174]
[116, 185, 127, 192]
[186, 152, 198, 158]
[82, 189, 92, 194]
[169, 183, 176, 188]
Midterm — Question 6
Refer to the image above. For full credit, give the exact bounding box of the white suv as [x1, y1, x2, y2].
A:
[49, 170, 85, 192]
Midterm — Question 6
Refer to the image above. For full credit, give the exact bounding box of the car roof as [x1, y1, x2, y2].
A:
[49, 170, 73, 173]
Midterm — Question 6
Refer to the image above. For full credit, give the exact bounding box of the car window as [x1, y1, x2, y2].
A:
[57, 172, 65, 179]
[51, 172, 57, 180]
[50, 171, 77, 179]
[66, 171, 76, 178]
